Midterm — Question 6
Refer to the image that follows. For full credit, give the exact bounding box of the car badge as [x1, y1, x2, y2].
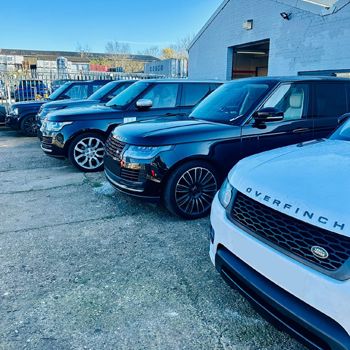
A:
[311, 246, 329, 260]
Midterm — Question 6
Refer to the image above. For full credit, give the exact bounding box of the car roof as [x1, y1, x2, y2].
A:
[225, 76, 350, 84]
[134, 79, 226, 83]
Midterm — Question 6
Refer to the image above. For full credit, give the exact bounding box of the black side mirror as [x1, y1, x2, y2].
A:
[254, 107, 284, 124]
[338, 113, 350, 125]
[58, 94, 70, 100]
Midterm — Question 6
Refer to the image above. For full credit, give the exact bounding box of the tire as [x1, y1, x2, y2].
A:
[68, 132, 106, 173]
[164, 161, 220, 220]
[21, 114, 38, 137]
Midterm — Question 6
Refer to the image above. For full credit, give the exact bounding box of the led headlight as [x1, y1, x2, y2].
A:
[45, 121, 73, 132]
[123, 145, 173, 160]
[218, 178, 234, 208]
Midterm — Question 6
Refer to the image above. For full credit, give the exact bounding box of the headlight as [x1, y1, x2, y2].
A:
[218, 178, 234, 208]
[123, 145, 173, 160]
[45, 121, 73, 131]
[11, 108, 19, 114]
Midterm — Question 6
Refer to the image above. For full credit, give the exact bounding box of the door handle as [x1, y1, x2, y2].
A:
[293, 128, 310, 134]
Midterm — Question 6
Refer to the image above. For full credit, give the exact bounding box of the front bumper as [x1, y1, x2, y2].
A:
[210, 194, 350, 349]
[104, 155, 162, 202]
[40, 130, 66, 159]
[5, 114, 19, 130]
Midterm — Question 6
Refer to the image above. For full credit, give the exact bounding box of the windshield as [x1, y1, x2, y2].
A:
[88, 82, 117, 100]
[190, 80, 276, 124]
[106, 81, 152, 108]
[49, 82, 71, 100]
[330, 118, 350, 142]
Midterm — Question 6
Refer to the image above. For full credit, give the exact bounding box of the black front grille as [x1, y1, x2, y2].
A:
[42, 136, 53, 145]
[121, 168, 147, 182]
[231, 192, 350, 272]
[105, 135, 126, 158]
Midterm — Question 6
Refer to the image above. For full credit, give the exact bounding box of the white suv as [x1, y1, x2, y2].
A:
[210, 115, 350, 350]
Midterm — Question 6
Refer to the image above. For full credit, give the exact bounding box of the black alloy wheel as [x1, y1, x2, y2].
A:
[164, 161, 220, 220]
[21, 115, 38, 137]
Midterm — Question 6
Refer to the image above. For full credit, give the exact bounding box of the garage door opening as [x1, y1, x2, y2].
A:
[231, 40, 270, 80]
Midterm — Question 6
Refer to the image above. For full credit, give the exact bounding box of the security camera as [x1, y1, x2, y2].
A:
[280, 12, 292, 20]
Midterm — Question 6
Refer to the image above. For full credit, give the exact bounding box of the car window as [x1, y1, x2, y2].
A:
[92, 84, 105, 93]
[262, 83, 309, 121]
[65, 84, 89, 99]
[110, 83, 133, 97]
[183, 83, 211, 107]
[314, 83, 347, 118]
[142, 83, 179, 108]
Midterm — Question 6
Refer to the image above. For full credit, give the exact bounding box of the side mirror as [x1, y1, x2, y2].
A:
[338, 113, 350, 125]
[136, 99, 152, 109]
[254, 107, 284, 124]
[58, 94, 70, 100]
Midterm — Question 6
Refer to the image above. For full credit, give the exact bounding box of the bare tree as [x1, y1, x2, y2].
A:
[76, 42, 92, 57]
[138, 46, 161, 58]
[105, 40, 131, 68]
[169, 34, 196, 60]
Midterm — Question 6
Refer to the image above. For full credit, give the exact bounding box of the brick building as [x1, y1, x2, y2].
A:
[188, 0, 350, 80]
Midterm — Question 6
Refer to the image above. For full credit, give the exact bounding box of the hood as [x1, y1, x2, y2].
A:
[47, 105, 123, 122]
[114, 116, 241, 146]
[230, 139, 350, 236]
[11, 100, 46, 108]
[43, 99, 99, 109]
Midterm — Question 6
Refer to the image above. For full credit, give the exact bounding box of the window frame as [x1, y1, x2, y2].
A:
[181, 83, 212, 107]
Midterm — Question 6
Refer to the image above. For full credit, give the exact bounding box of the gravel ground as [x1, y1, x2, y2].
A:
[0, 130, 306, 350]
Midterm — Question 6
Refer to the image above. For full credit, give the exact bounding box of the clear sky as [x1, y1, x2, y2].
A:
[1, 0, 223, 53]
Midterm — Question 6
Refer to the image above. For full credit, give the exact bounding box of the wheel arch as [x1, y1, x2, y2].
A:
[64, 128, 109, 158]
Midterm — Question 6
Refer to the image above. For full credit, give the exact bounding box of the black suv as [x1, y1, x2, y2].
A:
[37, 80, 136, 137]
[6, 80, 110, 136]
[104, 77, 350, 219]
[39, 79, 223, 172]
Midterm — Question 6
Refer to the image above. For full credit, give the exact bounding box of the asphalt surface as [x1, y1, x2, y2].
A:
[0, 129, 306, 350]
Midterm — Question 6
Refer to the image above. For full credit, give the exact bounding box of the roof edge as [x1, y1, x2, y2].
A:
[188, 0, 231, 52]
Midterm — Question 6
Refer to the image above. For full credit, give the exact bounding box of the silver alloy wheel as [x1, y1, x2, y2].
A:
[74, 137, 105, 170]
[175, 167, 218, 215]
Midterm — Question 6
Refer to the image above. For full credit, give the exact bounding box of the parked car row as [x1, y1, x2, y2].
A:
[5, 76, 350, 349]
[5, 80, 110, 136]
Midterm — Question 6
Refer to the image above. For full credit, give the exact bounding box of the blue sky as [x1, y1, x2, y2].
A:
[1, 0, 222, 53]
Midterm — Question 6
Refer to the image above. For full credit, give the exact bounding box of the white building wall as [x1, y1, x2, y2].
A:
[189, 0, 350, 80]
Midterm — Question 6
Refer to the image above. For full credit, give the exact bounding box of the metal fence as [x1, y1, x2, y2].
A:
[0, 69, 168, 112]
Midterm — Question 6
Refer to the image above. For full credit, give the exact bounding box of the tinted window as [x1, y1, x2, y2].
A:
[330, 118, 350, 141]
[49, 82, 71, 100]
[190, 81, 275, 124]
[183, 83, 210, 106]
[262, 83, 309, 121]
[106, 81, 152, 108]
[92, 83, 106, 93]
[110, 82, 133, 97]
[314, 83, 347, 118]
[65, 84, 89, 99]
[143, 83, 179, 108]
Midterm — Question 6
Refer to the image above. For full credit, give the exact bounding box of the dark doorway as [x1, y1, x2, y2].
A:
[231, 40, 270, 80]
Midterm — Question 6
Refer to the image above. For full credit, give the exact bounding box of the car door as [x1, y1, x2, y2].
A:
[124, 83, 181, 123]
[312, 82, 348, 139]
[180, 83, 213, 116]
[241, 82, 313, 157]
